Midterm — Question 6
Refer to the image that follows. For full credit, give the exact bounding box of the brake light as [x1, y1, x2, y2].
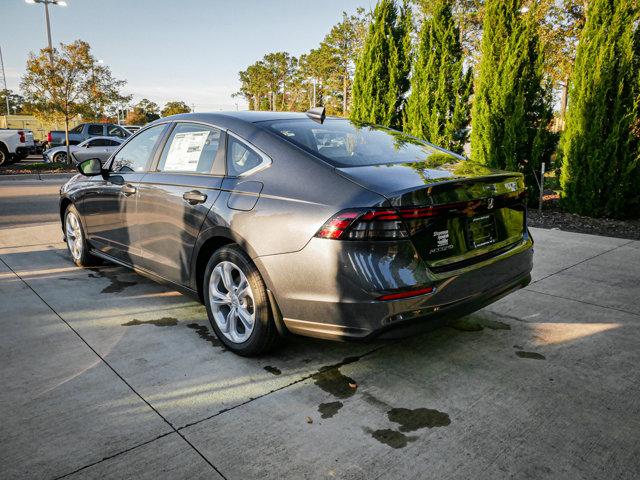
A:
[47, 132, 52, 143]
[377, 286, 435, 301]
[18, 131, 25, 143]
[316, 211, 360, 239]
[315, 206, 443, 241]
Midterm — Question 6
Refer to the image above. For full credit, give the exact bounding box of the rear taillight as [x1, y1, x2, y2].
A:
[47, 132, 52, 143]
[316, 206, 442, 241]
[18, 131, 25, 143]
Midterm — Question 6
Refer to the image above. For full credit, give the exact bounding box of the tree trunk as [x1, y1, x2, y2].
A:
[560, 77, 569, 129]
[64, 116, 71, 165]
[343, 69, 348, 115]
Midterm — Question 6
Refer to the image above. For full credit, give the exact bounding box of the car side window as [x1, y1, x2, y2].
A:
[86, 139, 102, 147]
[157, 123, 222, 174]
[111, 124, 166, 173]
[87, 125, 103, 136]
[107, 125, 128, 138]
[105, 139, 120, 146]
[70, 125, 83, 134]
[226, 136, 267, 176]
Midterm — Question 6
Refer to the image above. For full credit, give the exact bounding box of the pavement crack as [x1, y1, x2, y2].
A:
[51, 431, 174, 480]
[176, 344, 391, 432]
[523, 287, 640, 317]
[0, 257, 228, 480]
[530, 240, 634, 285]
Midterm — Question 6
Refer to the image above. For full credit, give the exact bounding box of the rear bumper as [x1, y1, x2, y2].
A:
[15, 146, 34, 156]
[255, 233, 534, 341]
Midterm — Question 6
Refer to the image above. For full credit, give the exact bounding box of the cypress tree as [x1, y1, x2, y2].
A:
[350, 0, 412, 128]
[405, 0, 472, 154]
[470, 0, 554, 204]
[560, 0, 640, 218]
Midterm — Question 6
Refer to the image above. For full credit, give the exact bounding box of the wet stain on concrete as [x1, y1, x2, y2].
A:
[318, 401, 343, 419]
[312, 356, 360, 399]
[264, 366, 281, 375]
[122, 317, 178, 327]
[186, 323, 224, 348]
[314, 367, 357, 399]
[88, 269, 137, 294]
[369, 429, 417, 449]
[450, 314, 510, 332]
[388, 407, 451, 432]
[516, 350, 546, 360]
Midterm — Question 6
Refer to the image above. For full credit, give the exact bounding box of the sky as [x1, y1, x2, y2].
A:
[0, 0, 372, 111]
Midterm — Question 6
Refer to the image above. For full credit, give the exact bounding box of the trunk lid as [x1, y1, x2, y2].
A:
[337, 159, 527, 272]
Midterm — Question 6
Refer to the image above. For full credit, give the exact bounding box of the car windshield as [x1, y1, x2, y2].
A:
[261, 118, 444, 167]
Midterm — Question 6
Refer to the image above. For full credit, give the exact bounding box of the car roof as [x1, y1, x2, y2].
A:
[81, 136, 124, 142]
[156, 110, 345, 125]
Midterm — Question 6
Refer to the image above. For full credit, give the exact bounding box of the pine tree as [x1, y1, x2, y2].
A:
[470, 0, 554, 204]
[560, 0, 640, 218]
[405, 0, 472, 154]
[350, 0, 412, 128]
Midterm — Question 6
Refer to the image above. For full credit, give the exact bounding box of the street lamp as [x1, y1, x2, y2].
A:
[25, 0, 67, 65]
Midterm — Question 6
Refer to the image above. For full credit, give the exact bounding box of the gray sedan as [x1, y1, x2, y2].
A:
[59, 110, 533, 356]
[44, 136, 124, 164]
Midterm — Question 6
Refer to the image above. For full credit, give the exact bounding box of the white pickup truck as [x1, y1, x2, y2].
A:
[0, 128, 35, 166]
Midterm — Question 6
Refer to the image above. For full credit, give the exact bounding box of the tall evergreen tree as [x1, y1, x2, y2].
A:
[470, 0, 554, 204]
[350, 0, 412, 128]
[560, 0, 640, 218]
[405, 0, 472, 154]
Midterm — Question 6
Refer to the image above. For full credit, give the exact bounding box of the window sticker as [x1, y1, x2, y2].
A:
[163, 131, 209, 171]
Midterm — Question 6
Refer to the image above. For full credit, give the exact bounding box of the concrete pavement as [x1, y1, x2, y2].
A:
[0, 175, 73, 228]
[1, 213, 639, 477]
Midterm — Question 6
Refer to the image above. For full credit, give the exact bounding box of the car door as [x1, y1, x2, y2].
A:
[87, 124, 103, 139]
[106, 124, 131, 140]
[80, 123, 169, 266]
[135, 122, 226, 285]
[101, 139, 122, 162]
[73, 138, 105, 163]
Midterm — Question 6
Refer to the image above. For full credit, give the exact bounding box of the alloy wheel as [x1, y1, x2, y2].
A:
[208, 260, 255, 343]
[65, 212, 83, 261]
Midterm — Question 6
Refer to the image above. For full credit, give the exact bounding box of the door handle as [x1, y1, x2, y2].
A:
[183, 190, 207, 205]
[121, 184, 137, 196]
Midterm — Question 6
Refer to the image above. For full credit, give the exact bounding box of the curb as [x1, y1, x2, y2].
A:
[0, 173, 76, 182]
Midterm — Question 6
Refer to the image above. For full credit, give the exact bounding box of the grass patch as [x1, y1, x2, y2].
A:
[0, 161, 76, 174]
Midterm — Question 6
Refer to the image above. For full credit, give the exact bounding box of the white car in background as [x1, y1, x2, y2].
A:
[43, 136, 124, 164]
[0, 128, 35, 165]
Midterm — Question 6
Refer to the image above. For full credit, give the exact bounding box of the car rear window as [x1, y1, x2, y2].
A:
[261, 118, 441, 167]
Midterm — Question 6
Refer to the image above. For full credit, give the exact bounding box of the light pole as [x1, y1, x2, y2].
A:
[25, 0, 67, 64]
[0, 46, 10, 116]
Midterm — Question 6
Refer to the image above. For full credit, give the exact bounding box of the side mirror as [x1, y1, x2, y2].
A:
[78, 158, 103, 176]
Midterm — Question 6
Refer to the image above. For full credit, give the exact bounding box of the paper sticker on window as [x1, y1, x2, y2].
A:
[163, 131, 209, 171]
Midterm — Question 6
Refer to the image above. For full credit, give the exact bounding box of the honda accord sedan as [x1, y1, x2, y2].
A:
[59, 109, 533, 355]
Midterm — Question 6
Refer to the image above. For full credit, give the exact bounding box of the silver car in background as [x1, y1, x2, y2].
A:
[44, 136, 124, 164]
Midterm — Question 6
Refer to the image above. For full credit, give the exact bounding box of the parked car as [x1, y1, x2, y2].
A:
[59, 110, 533, 355]
[44, 136, 124, 164]
[0, 128, 35, 165]
[47, 123, 131, 148]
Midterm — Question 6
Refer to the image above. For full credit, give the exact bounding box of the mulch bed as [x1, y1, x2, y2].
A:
[528, 208, 640, 241]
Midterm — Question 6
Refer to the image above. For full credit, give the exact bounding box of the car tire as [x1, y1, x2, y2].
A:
[0, 144, 8, 166]
[64, 205, 98, 267]
[203, 245, 279, 356]
[53, 152, 67, 164]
